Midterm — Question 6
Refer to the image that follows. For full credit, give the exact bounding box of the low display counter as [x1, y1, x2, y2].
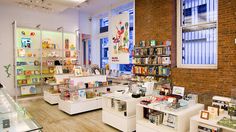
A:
[102, 93, 142, 132]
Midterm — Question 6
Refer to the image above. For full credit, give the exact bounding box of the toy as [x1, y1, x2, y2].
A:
[34, 70, 40, 75]
[30, 32, 35, 36]
[22, 79, 27, 84]
[49, 67, 54, 74]
[70, 44, 75, 50]
[34, 60, 40, 66]
[21, 31, 25, 35]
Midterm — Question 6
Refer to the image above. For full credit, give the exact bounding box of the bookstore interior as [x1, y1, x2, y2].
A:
[0, 0, 235, 132]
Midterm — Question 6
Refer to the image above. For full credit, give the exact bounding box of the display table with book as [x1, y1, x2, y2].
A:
[136, 102, 204, 132]
[190, 112, 236, 132]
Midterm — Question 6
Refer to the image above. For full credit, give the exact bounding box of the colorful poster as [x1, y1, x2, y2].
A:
[109, 12, 130, 64]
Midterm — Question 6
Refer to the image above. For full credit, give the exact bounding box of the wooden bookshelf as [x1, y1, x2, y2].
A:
[132, 41, 171, 82]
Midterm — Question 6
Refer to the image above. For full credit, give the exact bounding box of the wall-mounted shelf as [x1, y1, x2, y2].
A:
[132, 41, 171, 82]
[14, 27, 78, 99]
[134, 45, 171, 49]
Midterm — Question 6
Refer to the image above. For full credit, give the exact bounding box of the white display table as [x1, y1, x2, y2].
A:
[44, 75, 107, 105]
[102, 93, 142, 132]
[43, 74, 73, 104]
[190, 112, 236, 132]
[136, 103, 204, 132]
[58, 85, 128, 115]
[54, 74, 74, 83]
[43, 91, 60, 105]
[58, 97, 102, 115]
[70, 75, 107, 84]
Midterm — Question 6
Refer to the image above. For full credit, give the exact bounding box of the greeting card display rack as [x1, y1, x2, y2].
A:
[13, 22, 79, 99]
[132, 40, 171, 83]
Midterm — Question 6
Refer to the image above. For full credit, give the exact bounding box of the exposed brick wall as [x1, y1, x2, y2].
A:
[135, 0, 236, 97]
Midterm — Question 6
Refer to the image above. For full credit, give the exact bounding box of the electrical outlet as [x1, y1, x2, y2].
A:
[235, 38, 236, 44]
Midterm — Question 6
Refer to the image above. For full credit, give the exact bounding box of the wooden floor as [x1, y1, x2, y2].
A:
[19, 99, 119, 132]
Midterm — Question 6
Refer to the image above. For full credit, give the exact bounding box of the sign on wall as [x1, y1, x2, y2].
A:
[109, 12, 130, 64]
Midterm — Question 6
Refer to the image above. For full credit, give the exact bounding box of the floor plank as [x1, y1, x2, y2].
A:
[19, 99, 119, 132]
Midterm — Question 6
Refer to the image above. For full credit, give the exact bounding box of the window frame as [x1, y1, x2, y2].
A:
[176, 0, 218, 69]
[99, 17, 109, 33]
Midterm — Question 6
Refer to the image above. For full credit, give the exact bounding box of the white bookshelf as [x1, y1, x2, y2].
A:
[102, 93, 142, 132]
[136, 103, 204, 132]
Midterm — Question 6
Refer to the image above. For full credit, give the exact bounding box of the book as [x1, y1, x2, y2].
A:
[65, 39, 69, 49]
[65, 51, 70, 58]
[18, 49, 26, 57]
[32, 78, 38, 83]
[162, 57, 171, 65]
[17, 69, 24, 75]
[21, 85, 37, 95]
[78, 89, 86, 100]
[55, 66, 63, 74]
[24, 70, 32, 76]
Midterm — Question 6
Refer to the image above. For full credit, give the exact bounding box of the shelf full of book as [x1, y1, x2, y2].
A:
[132, 40, 171, 83]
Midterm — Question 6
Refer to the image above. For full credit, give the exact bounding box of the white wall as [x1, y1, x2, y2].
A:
[79, 12, 92, 35]
[0, 3, 89, 96]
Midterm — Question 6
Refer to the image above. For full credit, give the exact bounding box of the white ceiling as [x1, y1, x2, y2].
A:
[77, 0, 127, 15]
[0, 0, 130, 15]
[0, 0, 87, 12]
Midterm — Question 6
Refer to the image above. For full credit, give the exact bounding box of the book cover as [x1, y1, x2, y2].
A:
[21, 85, 37, 95]
[17, 69, 24, 75]
[78, 89, 86, 100]
[65, 51, 70, 58]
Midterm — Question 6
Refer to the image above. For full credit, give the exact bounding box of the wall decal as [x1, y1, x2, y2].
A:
[4, 64, 11, 78]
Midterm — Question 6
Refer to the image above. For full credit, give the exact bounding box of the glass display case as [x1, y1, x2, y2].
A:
[0, 88, 42, 132]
